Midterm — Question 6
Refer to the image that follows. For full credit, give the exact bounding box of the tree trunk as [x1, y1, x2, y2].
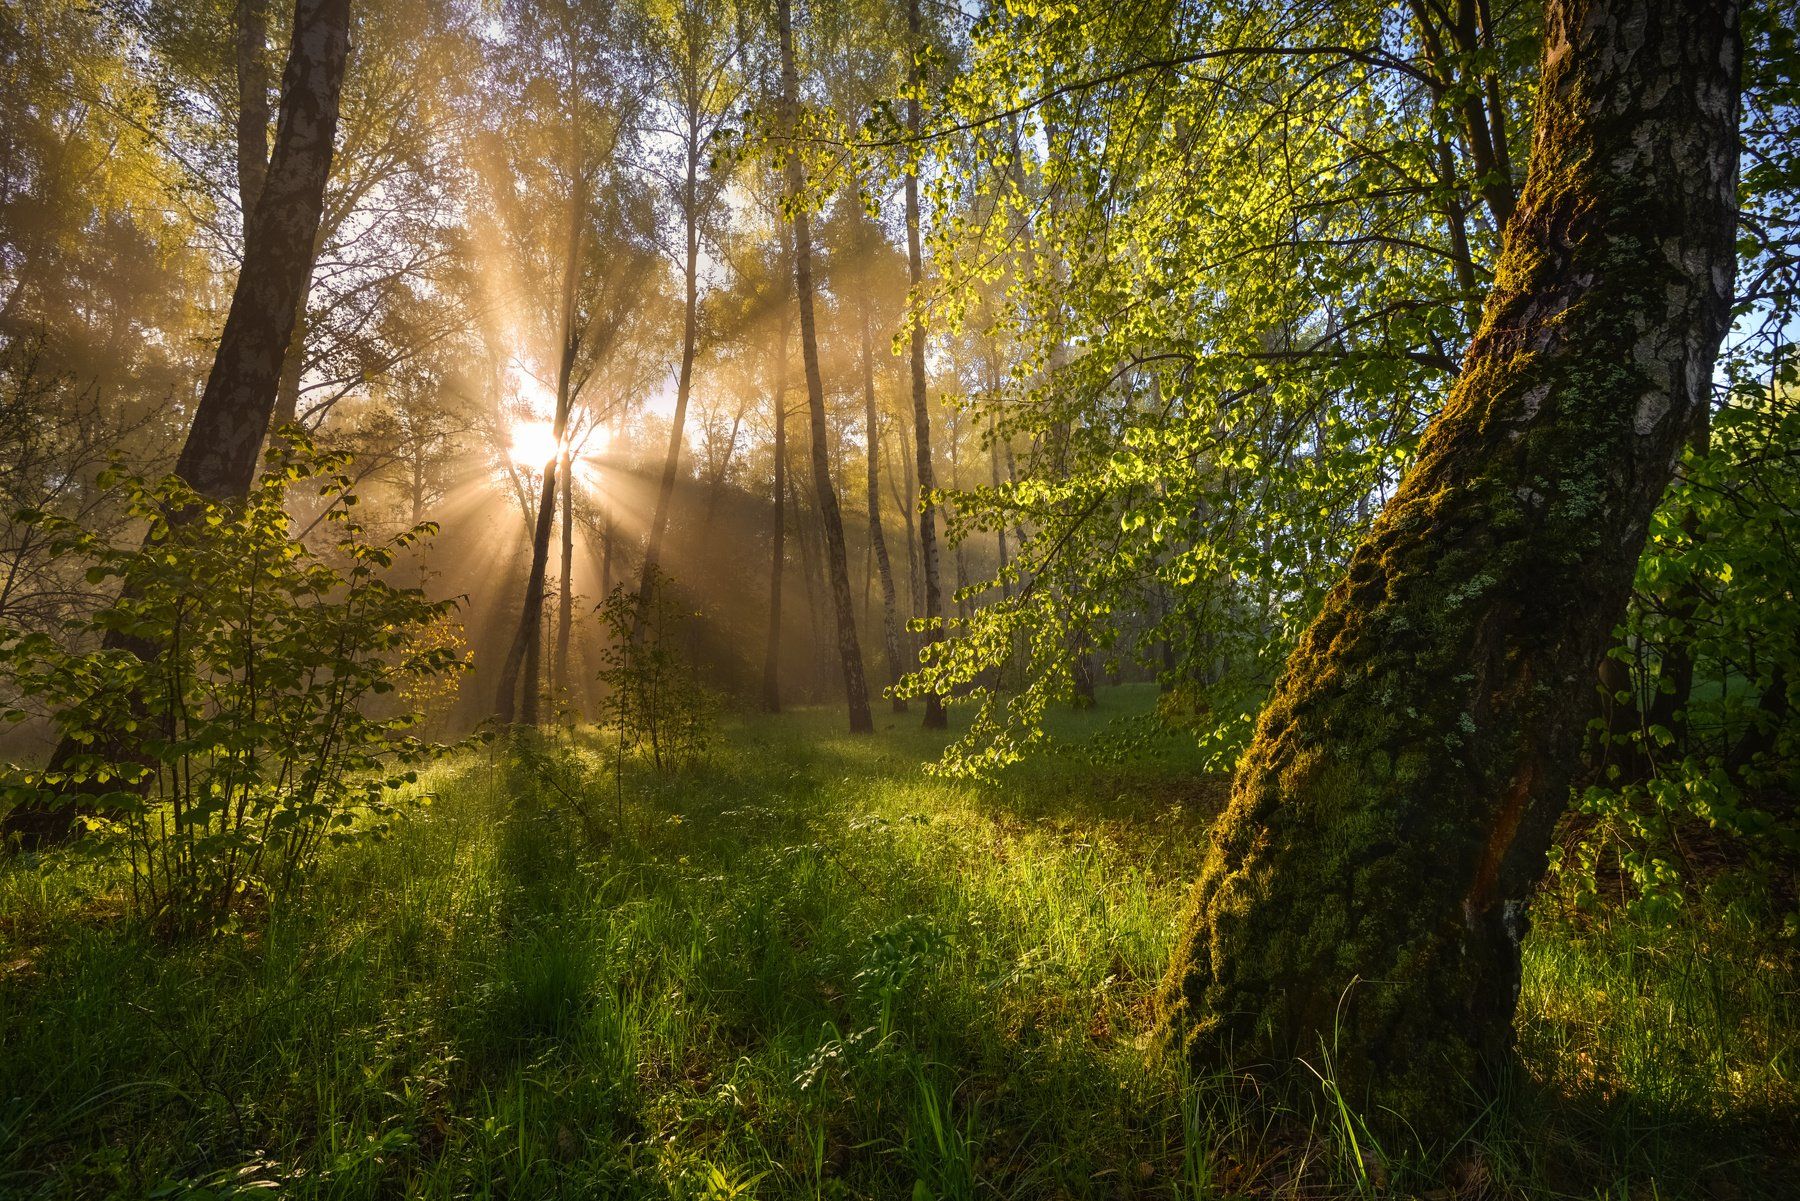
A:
[776, 0, 872, 733]
[3, 0, 352, 851]
[989, 406, 1009, 599]
[863, 307, 907, 713]
[1156, 0, 1741, 1141]
[176, 0, 351, 502]
[270, 298, 311, 429]
[494, 173, 585, 728]
[233, 0, 271, 223]
[905, 0, 946, 730]
[794, 462, 831, 699]
[947, 412, 971, 625]
[763, 310, 791, 713]
[635, 124, 702, 641]
[554, 443, 575, 714]
[890, 422, 921, 618]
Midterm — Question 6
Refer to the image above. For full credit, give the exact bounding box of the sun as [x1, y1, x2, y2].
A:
[507, 417, 561, 468]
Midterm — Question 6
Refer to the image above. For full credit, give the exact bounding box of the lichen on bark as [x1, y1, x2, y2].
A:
[1157, 0, 1742, 1142]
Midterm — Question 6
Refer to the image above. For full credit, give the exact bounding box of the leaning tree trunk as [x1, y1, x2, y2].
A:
[1157, 0, 1740, 1142]
[904, 0, 946, 730]
[776, 0, 872, 733]
[3, 0, 351, 851]
[270, 287, 312, 429]
[176, 0, 351, 502]
[862, 307, 907, 713]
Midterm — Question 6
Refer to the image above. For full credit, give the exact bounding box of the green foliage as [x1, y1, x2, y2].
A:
[898, 0, 1519, 777]
[595, 570, 716, 778]
[1559, 382, 1800, 931]
[0, 440, 466, 933]
[1154, 678, 1261, 772]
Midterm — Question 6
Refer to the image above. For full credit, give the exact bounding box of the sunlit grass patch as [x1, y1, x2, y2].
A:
[1, 686, 1792, 1198]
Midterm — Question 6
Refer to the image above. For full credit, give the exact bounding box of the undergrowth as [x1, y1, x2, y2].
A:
[1, 687, 1792, 1198]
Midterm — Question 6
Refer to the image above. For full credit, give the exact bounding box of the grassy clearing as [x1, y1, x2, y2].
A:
[1, 686, 1793, 1198]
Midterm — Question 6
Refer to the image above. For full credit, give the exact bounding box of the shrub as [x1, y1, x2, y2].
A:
[595, 570, 714, 778]
[0, 439, 467, 933]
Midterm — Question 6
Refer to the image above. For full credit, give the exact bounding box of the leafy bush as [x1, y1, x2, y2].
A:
[0, 440, 467, 932]
[595, 570, 715, 777]
[1558, 382, 1800, 931]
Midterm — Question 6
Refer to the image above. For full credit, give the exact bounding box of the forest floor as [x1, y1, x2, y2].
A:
[1, 686, 1794, 1199]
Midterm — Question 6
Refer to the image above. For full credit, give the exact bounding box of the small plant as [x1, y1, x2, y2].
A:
[0, 438, 466, 933]
[904, 1066, 980, 1201]
[853, 915, 947, 1039]
[687, 1162, 769, 1201]
[594, 568, 715, 782]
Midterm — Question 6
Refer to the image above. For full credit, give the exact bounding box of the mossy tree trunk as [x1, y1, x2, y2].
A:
[1158, 0, 1741, 1141]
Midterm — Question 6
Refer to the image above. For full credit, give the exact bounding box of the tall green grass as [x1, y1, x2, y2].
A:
[1, 687, 1792, 1197]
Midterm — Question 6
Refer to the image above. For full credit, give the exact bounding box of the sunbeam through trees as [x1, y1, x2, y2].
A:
[1, 0, 1796, 1196]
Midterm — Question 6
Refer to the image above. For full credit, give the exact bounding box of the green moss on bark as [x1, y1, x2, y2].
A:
[1157, 0, 1743, 1144]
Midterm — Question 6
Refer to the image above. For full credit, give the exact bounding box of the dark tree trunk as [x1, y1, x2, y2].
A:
[496, 460, 560, 728]
[862, 308, 907, 713]
[776, 0, 872, 733]
[1157, 0, 1740, 1141]
[763, 315, 791, 713]
[495, 174, 584, 728]
[3, 0, 352, 851]
[1731, 665, 1790, 772]
[271, 299, 311, 429]
[554, 444, 575, 713]
[635, 125, 703, 641]
[905, 0, 947, 730]
[793, 466, 827, 696]
[989, 406, 1009, 599]
[175, 0, 351, 502]
[233, 0, 271, 222]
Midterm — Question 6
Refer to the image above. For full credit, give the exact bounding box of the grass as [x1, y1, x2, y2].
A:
[0, 685, 1793, 1198]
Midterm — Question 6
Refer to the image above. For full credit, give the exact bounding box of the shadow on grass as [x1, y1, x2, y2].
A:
[1482, 1059, 1798, 1200]
[3, 690, 1792, 1199]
